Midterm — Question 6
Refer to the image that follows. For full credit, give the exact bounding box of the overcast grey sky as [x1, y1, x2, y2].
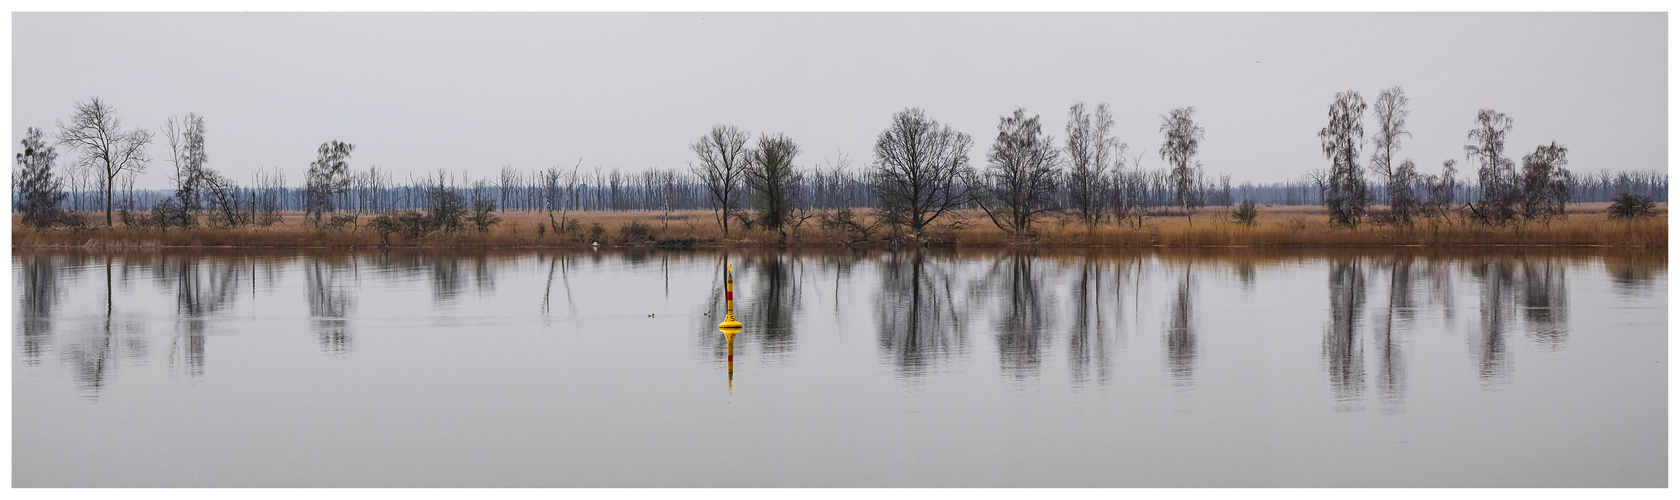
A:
[11, 12, 1667, 189]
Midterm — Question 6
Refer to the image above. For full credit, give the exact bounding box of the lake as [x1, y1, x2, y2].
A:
[11, 247, 1667, 487]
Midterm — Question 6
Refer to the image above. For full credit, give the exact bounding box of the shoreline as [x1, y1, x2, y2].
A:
[11, 204, 1667, 250]
[7, 242, 1664, 250]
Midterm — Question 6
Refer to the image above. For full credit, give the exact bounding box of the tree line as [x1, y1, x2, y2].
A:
[13, 95, 1669, 237]
[1306, 85, 1665, 228]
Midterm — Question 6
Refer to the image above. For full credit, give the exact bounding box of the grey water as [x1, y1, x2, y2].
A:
[11, 248, 1667, 487]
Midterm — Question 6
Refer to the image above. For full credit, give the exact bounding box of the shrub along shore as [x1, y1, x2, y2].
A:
[11, 203, 1665, 250]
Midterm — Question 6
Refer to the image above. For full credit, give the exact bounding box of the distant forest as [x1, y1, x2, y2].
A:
[28, 166, 1670, 214]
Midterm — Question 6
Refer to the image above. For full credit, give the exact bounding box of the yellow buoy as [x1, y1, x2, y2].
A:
[717, 262, 742, 390]
[718, 263, 742, 329]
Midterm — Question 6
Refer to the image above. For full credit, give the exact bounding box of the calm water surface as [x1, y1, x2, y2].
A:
[11, 248, 1667, 487]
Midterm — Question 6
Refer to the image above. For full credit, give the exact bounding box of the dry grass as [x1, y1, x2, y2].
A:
[948, 203, 1664, 248]
[11, 203, 1666, 249]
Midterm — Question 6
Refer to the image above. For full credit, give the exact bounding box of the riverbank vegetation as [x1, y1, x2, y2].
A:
[12, 202, 1665, 249]
[12, 91, 1669, 250]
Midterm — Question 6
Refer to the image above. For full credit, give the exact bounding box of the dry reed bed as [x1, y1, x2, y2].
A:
[11, 204, 1666, 249]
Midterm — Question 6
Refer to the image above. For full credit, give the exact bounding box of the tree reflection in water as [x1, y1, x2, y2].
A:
[170, 254, 246, 376]
[986, 251, 1054, 380]
[1375, 255, 1413, 412]
[60, 254, 158, 397]
[876, 251, 967, 377]
[1234, 256, 1258, 291]
[744, 251, 800, 358]
[7, 248, 1649, 408]
[429, 256, 463, 306]
[1068, 254, 1114, 387]
[1312, 252, 1581, 407]
[1521, 257, 1569, 349]
[694, 254, 731, 363]
[1423, 255, 1456, 325]
[541, 252, 580, 317]
[1604, 251, 1663, 299]
[1466, 254, 1575, 382]
[1164, 264, 1196, 389]
[822, 250, 863, 319]
[1469, 257, 1514, 384]
[306, 256, 356, 354]
[16, 254, 72, 365]
[1322, 257, 1366, 409]
[472, 254, 496, 298]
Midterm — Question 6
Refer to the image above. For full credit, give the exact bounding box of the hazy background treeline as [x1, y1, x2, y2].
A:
[16, 154, 1669, 214]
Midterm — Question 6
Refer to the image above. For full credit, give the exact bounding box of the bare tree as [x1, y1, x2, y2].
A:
[1519, 142, 1570, 223]
[305, 140, 355, 230]
[1370, 86, 1417, 224]
[975, 107, 1061, 237]
[499, 165, 519, 211]
[467, 178, 501, 232]
[1319, 90, 1369, 227]
[871, 107, 975, 241]
[15, 127, 68, 229]
[1423, 159, 1458, 220]
[814, 153, 882, 245]
[607, 168, 625, 211]
[1217, 173, 1233, 209]
[1368, 86, 1409, 190]
[1159, 107, 1205, 224]
[1065, 102, 1117, 229]
[653, 168, 679, 231]
[547, 161, 583, 236]
[746, 133, 802, 243]
[162, 113, 209, 228]
[55, 97, 153, 226]
[253, 167, 286, 226]
[1108, 150, 1146, 230]
[1464, 109, 1517, 225]
[202, 170, 251, 227]
[1389, 159, 1420, 223]
[690, 125, 751, 238]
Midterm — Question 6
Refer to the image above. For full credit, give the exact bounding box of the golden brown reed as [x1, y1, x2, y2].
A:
[11, 202, 1666, 249]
